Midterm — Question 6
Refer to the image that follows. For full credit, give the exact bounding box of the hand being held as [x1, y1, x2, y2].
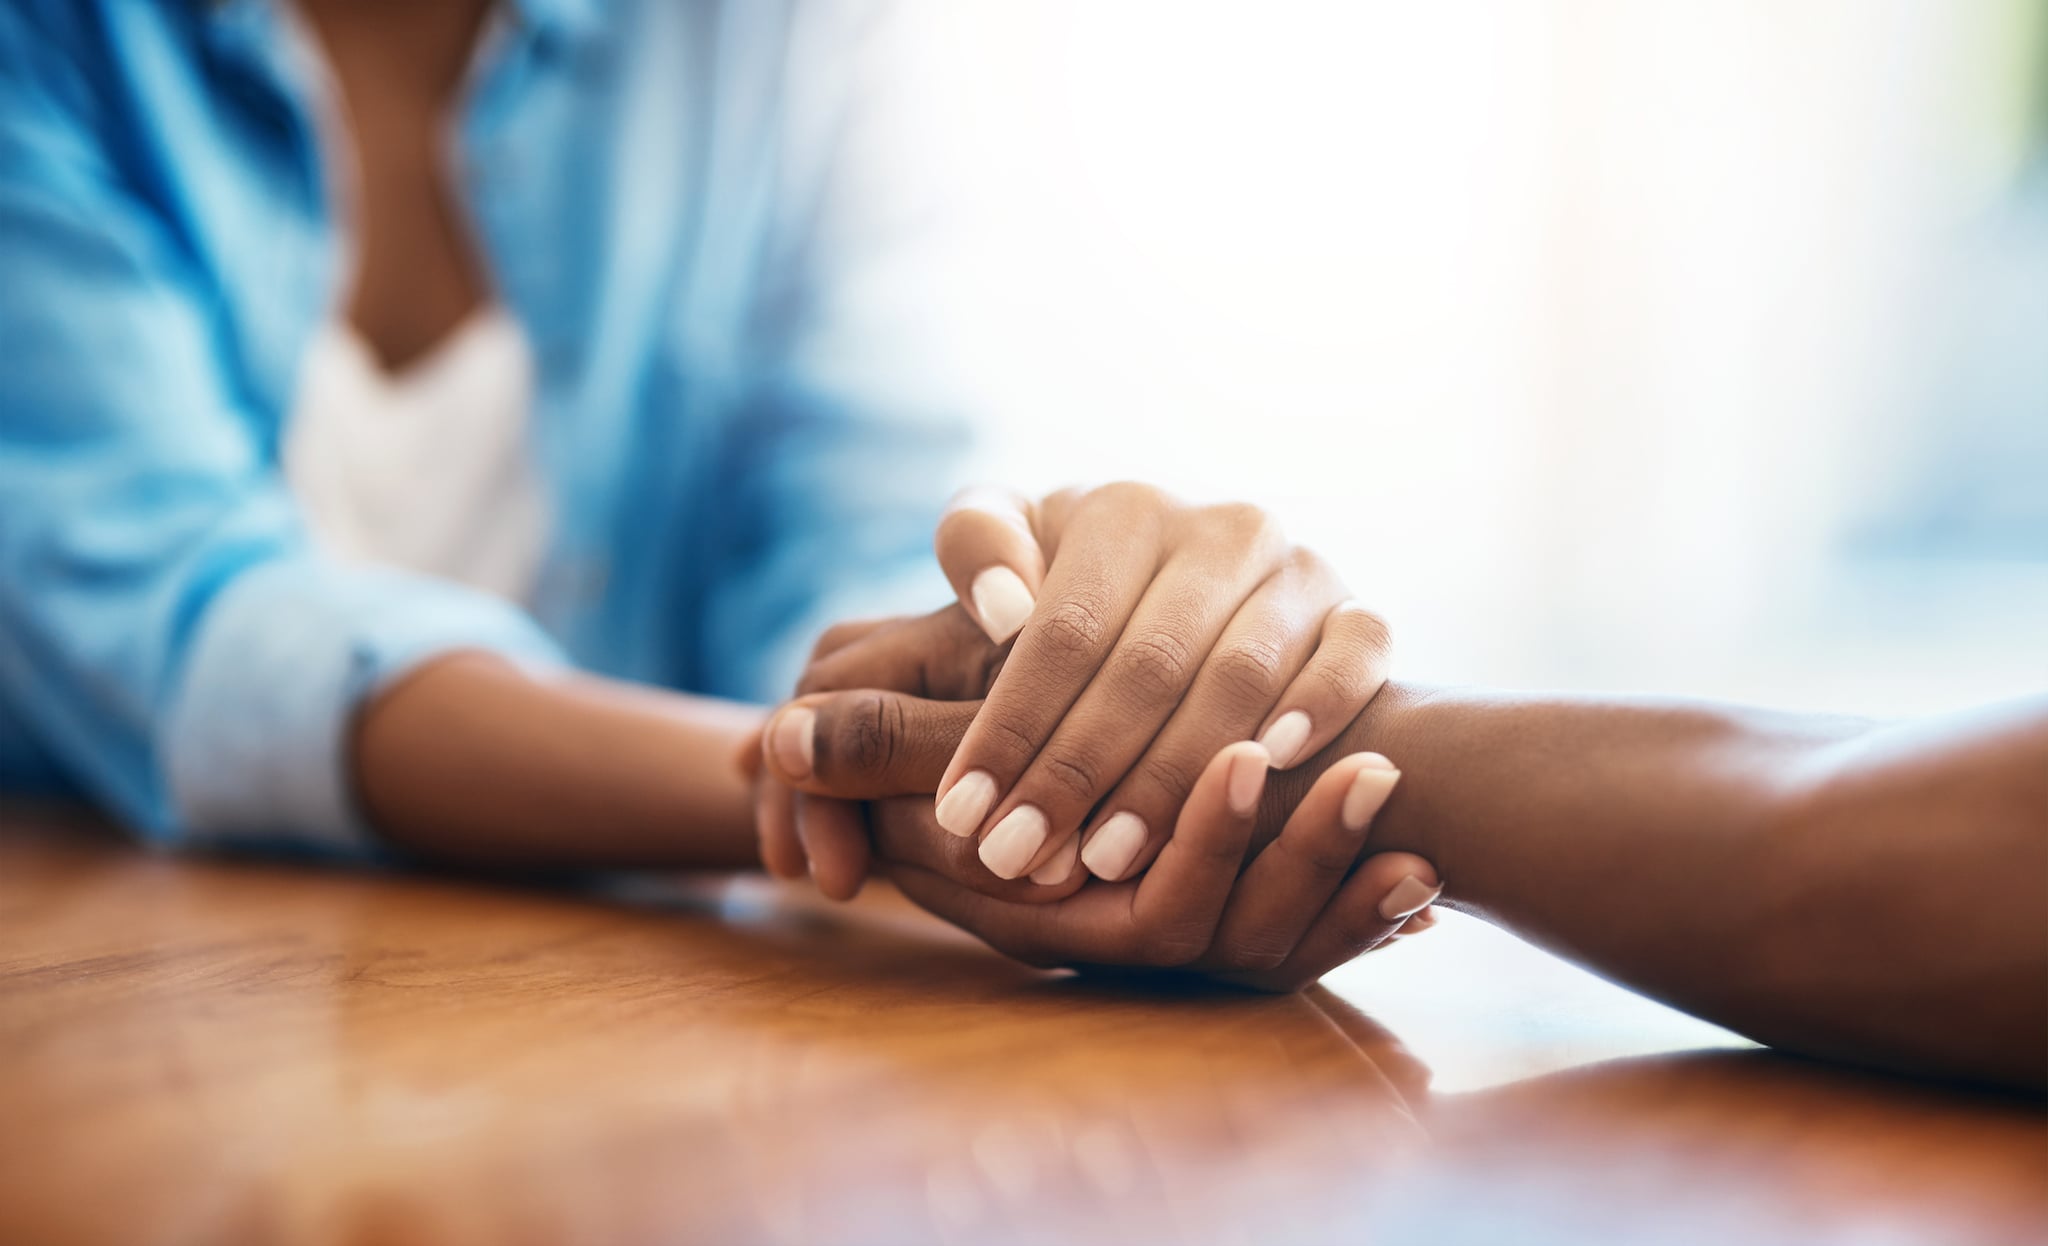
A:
[874, 741, 1441, 991]
[747, 604, 1003, 899]
[752, 667, 1439, 985]
[758, 483, 1394, 892]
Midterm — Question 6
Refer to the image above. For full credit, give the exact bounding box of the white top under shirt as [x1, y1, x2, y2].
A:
[281, 309, 551, 604]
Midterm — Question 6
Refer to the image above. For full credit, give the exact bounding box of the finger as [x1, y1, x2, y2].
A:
[1119, 741, 1270, 966]
[764, 692, 981, 798]
[1251, 601, 1394, 769]
[1075, 552, 1338, 882]
[869, 796, 1084, 904]
[890, 741, 1265, 969]
[1200, 754, 1400, 972]
[937, 487, 1049, 644]
[931, 485, 1172, 841]
[962, 509, 1283, 879]
[1234, 852, 1442, 991]
[795, 606, 1004, 701]
[1023, 485, 1089, 553]
[1396, 906, 1438, 936]
[795, 794, 871, 901]
[756, 773, 807, 881]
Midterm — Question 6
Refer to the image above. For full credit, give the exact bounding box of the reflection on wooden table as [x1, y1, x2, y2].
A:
[1, 806, 2041, 1246]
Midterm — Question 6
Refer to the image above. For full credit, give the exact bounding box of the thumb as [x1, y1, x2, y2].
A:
[936, 487, 1047, 644]
[763, 690, 982, 798]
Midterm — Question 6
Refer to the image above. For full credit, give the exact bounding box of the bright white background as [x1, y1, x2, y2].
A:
[883, 0, 2047, 718]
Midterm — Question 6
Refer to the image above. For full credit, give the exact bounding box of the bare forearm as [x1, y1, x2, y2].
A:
[351, 652, 766, 871]
[1315, 684, 2048, 1088]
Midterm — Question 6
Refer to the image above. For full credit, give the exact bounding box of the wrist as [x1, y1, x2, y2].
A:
[359, 653, 768, 869]
[1258, 681, 1453, 892]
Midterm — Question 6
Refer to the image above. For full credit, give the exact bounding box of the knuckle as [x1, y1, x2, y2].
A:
[1133, 751, 1202, 804]
[1208, 500, 1269, 535]
[1034, 596, 1111, 667]
[831, 692, 902, 776]
[1285, 543, 1327, 576]
[1195, 502, 1284, 555]
[1302, 614, 1400, 709]
[1329, 605, 1394, 663]
[1304, 657, 1372, 706]
[1041, 485, 1086, 512]
[1034, 748, 1103, 804]
[1074, 483, 1170, 544]
[1362, 619, 1394, 672]
[1095, 480, 1168, 512]
[1032, 487, 1086, 537]
[933, 503, 981, 543]
[1108, 630, 1200, 707]
[1186, 829, 1252, 873]
[1210, 636, 1288, 707]
[1295, 842, 1357, 886]
[1302, 619, 1386, 701]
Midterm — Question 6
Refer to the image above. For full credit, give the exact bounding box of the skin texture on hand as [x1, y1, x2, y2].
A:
[767, 645, 2048, 1087]
[761, 597, 1408, 889]
[753, 607, 1442, 990]
[753, 606, 1002, 900]
[758, 604, 1420, 903]
[919, 484, 1394, 883]
[870, 744, 1439, 991]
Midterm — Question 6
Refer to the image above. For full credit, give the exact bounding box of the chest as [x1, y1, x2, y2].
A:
[293, 0, 495, 371]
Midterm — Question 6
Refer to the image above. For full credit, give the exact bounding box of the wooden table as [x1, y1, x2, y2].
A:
[2, 804, 2042, 1246]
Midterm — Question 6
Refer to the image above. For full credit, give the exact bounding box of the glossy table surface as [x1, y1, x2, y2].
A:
[1, 804, 2042, 1246]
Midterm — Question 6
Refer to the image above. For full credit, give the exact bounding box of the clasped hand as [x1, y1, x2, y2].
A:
[747, 484, 1442, 990]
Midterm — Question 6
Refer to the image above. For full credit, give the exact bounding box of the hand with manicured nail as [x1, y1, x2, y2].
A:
[749, 605, 1009, 900]
[760, 594, 2048, 1086]
[876, 741, 1438, 991]
[752, 481, 1392, 895]
[925, 483, 1393, 885]
[753, 615, 1442, 980]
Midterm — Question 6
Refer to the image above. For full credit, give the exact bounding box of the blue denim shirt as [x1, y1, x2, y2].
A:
[0, 0, 965, 849]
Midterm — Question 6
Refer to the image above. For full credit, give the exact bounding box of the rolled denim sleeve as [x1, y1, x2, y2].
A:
[0, 26, 564, 849]
[163, 560, 562, 851]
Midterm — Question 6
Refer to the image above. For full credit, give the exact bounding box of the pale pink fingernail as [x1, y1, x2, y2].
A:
[1378, 875, 1441, 922]
[1028, 834, 1080, 886]
[1080, 811, 1147, 881]
[770, 706, 815, 780]
[981, 805, 1049, 879]
[1341, 755, 1400, 833]
[1256, 710, 1312, 769]
[936, 770, 997, 837]
[970, 566, 1035, 644]
[1226, 747, 1269, 815]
